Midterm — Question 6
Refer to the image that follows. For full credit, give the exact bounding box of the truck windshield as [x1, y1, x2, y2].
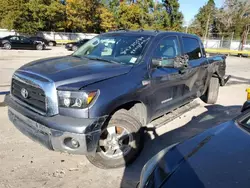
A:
[73, 34, 151, 64]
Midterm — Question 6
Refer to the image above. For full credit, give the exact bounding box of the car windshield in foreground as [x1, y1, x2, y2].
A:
[73, 34, 151, 64]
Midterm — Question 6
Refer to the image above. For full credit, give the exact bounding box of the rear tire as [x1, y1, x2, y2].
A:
[3, 43, 11, 50]
[86, 110, 143, 169]
[201, 77, 220, 104]
[72, 45, 78, 51]
[48, 42, 54, 46]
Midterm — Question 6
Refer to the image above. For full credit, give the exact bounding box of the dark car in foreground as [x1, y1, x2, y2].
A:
[0, 35, 45, 50]
[4, 30, 227, 169]
[65, 39, 89, 51]
[139, 98, 250, 188]
[29, 36, 57, 46]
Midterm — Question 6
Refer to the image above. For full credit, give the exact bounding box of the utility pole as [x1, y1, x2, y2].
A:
[240, 24, 250, 51]
[185, 25, 188, 33]
[230, 32, 234, 50]
[204, 12, 211, 47]
[184, 20, 190, 33]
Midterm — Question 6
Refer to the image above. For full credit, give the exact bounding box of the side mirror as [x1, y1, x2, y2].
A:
[152, 55, 189, 69]
[174, 55, 189, 70]
[152, 59, 162, 68]
[152, 58, 174, 68]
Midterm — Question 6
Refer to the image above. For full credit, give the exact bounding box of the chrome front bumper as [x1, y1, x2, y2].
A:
[5, 94, 107, 155]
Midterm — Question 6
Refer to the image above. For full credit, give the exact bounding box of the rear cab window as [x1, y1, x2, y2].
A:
[182, 37, 202, 60]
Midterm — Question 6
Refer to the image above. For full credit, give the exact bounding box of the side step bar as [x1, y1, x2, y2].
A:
[151, 100, 200, 128]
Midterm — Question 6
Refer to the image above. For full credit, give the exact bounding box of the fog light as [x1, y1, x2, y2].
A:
[71, 138, 79, 148]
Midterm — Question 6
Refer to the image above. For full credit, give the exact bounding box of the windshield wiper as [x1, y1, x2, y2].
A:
[85, 56, 119, 64]
[71, 54, 91, 61]
[71, 54, 82, 58]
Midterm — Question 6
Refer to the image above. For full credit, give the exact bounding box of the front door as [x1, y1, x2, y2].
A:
[149, 36, 185, 119]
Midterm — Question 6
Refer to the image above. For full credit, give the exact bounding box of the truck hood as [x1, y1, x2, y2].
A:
[17, 56, 133, 89]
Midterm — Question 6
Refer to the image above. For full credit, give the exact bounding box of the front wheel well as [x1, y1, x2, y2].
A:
[109, 101, 147, 126]
[212, 72, 224, 86]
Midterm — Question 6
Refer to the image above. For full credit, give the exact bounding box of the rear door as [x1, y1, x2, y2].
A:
[180, 36, 208, 102]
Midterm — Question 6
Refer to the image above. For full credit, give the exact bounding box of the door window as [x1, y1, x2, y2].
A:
[152, 36, 181, 66]
[19, 36, 31, 43]
[10, 36, 19, 41]
[182, 37, 202, 60]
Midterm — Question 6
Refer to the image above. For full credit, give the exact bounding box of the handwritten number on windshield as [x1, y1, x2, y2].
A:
[121, 37, 150, 55]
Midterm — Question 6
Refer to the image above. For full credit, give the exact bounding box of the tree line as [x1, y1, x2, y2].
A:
[189, 0, 250, 40]
[0, 0, 249, 41]
[0, 0, 184, 34]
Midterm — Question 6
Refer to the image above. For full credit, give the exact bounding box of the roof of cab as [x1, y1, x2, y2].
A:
[104, 29, 199, 38]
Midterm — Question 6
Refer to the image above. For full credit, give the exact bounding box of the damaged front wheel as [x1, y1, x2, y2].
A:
[86, 110, 143, 169]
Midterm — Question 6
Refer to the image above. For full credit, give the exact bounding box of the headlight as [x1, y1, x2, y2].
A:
[57, 90, 98, 109]
[139, 143, 178, 188]
[68, 44, 73, 47]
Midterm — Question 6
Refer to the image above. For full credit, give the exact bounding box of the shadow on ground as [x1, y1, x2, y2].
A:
[120, 104, 241, 188]
[226, 75, 250, 86]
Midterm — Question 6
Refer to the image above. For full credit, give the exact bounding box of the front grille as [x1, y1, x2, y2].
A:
[11, 78, 46, 113]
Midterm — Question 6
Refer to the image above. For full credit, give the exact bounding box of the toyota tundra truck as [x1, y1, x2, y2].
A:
[4, 30, 227, 169]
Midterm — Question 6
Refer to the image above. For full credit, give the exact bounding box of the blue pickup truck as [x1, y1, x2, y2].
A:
[4, 30, 227, 168]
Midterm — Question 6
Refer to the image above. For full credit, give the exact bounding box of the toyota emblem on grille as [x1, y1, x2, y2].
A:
[21, 88, 29, 99]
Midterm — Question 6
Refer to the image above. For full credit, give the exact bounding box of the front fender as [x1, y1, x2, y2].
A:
[86, 73, 150, 120]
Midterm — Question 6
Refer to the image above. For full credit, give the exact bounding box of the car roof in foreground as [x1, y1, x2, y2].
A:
[157, 111, 250, 188]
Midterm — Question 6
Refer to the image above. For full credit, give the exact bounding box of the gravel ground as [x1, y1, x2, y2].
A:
[0, 47, 249, 188]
